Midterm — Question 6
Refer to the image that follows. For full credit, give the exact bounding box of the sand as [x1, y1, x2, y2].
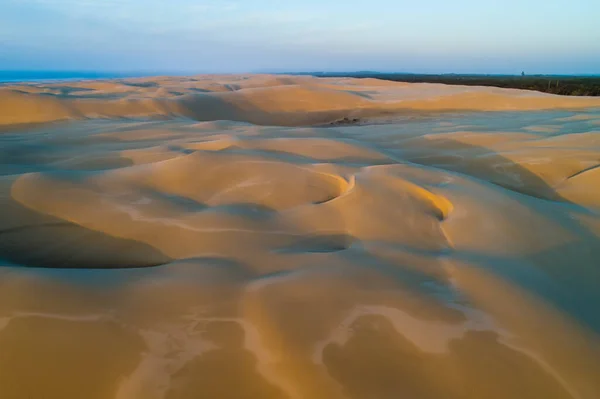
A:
[1, 74, 600, 399]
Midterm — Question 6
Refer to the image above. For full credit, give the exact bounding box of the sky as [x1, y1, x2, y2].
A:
[1, 0, 599, 74]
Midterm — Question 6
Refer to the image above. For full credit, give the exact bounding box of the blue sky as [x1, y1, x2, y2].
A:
[1, 0, 599, 74]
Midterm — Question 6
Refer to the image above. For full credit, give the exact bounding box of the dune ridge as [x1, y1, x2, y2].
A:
[1, 75, 600, 399]
[2, 74, 600, 127]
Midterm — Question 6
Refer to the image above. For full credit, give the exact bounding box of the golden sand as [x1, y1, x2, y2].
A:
[0, 75, 599, 399]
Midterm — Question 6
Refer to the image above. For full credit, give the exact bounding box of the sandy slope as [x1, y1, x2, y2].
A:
[3, 74, 600, 127]
[1, 75, 600, 399]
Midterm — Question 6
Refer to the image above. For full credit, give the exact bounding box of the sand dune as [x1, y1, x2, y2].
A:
[3, 74, 600, 127]
[1, 75, 600, 399]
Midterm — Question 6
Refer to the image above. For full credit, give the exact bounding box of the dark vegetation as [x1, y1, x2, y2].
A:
[329, 117, 361, 126]
[295, 72, 600, 96]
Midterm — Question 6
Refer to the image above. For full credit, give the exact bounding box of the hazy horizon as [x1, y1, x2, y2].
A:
[1, 70, 599, 83]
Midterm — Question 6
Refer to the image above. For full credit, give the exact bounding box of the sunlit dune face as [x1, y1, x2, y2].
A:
[0, 317, 145, 399]
[1, 75, 600, 399]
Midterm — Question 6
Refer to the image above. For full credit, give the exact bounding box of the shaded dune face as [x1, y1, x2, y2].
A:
[1, 76, 600, 399]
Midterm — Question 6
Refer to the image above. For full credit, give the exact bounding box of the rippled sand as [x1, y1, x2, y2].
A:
[1, 75, 600, 399]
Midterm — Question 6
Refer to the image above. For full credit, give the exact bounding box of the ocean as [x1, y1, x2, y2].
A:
[0, 70, 151, 83]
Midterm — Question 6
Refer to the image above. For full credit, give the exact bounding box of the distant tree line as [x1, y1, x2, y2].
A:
[302, 72, 600, 96]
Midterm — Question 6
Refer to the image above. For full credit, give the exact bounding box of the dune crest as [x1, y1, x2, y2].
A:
[1, 75, 600, 399]
[2, 74, 600, 127]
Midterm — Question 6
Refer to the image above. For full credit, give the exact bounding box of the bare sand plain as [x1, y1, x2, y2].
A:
[1, 74, 600, 399]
